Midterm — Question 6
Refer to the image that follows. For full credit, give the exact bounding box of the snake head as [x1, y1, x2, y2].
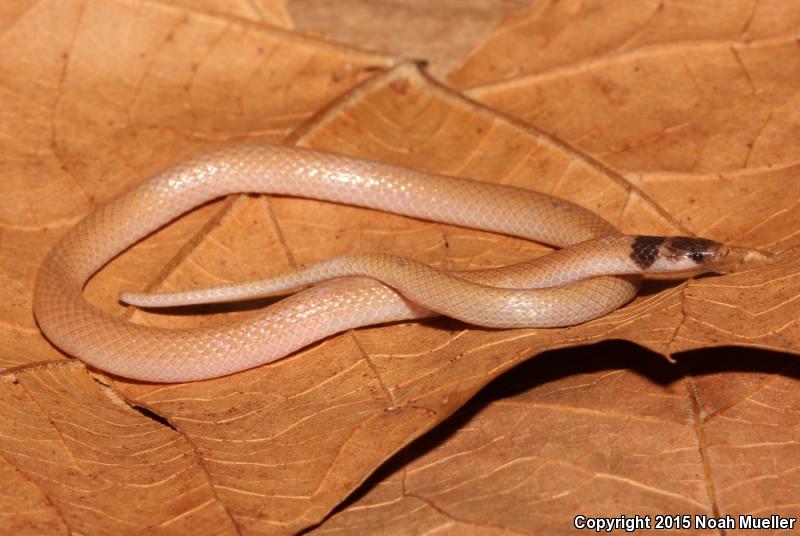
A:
[631, 235, 730, 273]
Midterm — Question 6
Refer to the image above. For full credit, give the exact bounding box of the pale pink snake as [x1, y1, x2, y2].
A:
[33, 145, 729, 382]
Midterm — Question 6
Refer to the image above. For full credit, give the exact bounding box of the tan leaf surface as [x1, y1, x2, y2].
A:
[449, 0, 800, 87]
[2, 1, 799, 534]
[314, 344, 800, 535]
[159, 0, 291, 26]
[289, 0, 522, 77]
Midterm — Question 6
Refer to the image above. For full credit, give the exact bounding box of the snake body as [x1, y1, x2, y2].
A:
[33, 145, 727, 382]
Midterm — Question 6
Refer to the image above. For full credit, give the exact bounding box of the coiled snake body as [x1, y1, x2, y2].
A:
[33, 145, 728, 382]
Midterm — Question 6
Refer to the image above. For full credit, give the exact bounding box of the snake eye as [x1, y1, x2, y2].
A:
[663, 236, 724, 266]
[690, 251, 706, 263]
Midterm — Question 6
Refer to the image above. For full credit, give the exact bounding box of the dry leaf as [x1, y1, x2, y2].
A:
[315, 344, 800, 535]
[449, 0, 800, 87]
[290, 0, 521, 77]
[2, 1, 799, 535]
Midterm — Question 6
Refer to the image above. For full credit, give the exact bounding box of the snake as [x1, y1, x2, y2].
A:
[32, 145, 730, 382]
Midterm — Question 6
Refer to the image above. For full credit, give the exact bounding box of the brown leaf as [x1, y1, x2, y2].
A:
[290, 0, 520, 77]
[468, 37, 800, 174]
[314, 345, 800, 535]
[161, 0, 292, 27]
[449, 0, 800, 87]
[3, 1, 799, 534]
[0, 365, 234, 534]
